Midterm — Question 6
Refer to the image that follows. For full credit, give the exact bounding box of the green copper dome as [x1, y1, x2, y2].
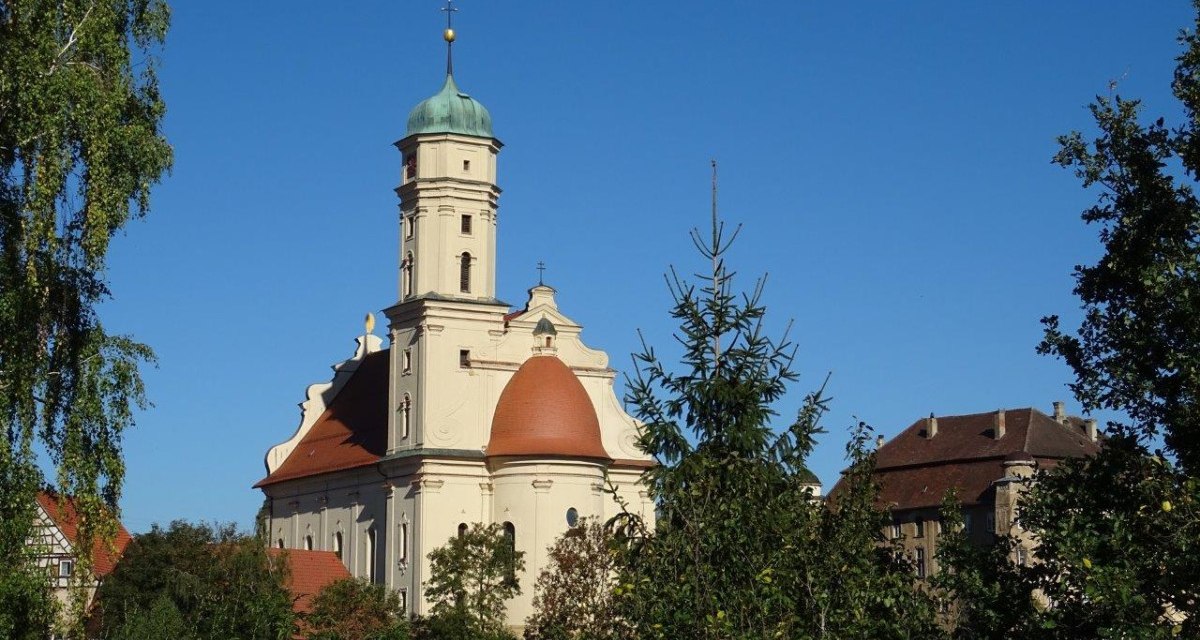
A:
[406, 74, 493, 138]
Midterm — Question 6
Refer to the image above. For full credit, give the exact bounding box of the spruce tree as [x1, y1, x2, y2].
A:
[613, 163, 941, 639]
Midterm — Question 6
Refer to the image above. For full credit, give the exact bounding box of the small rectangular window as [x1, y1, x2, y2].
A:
[403, 349, 412, 374]
[986, 513, 995, 533]
[59, 560, 73, 578]
[964, 514, 973, 534]
[915, 548, 926, 579]
[461, 214, 472, 235]
[399, 589, 408, 612]
[462, 159, 471, 172]
[891, 522, 902, 540]
[1017, 546, 1029, 566]
[405, 215, 414, 239]
[459, 349, 470, 368]
[914, 518, 925, 538]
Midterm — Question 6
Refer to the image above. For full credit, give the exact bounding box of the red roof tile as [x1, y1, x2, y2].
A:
[488, 354, 610, 459]
[833, 408, 1100, 510]
[36, 491, 132, 577]
[875, 408, 1097, 471]
[267, 548, 351, 614]
[256, 351, 390, 487]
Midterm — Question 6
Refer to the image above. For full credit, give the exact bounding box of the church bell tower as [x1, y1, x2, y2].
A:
[385, 12, 508, 456]
[394, 19, 501, 302]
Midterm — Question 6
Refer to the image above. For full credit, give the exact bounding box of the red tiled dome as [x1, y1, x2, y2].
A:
[488, 355, 609, 459]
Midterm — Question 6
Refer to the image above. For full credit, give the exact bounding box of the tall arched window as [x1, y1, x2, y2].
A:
[399, 523, 408, 561]
[332, 531, 343, 560]
[366, 527, 377, 583]
[403, 252, 414, 297]
[459, 252, 471, 293]
[457, 522, 468, 538]
[401, 394, 411, 439]
[502, 521, 516, 582]
[276, 538, 284, 549]
[304, 535, 313, 551]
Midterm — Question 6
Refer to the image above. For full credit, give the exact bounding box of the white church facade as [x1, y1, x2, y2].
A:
[254, 22, 654, 626]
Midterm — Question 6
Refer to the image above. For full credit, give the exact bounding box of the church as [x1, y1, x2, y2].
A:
[253, 14, 654, 626]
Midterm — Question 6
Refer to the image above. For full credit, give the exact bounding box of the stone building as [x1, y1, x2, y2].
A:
[253, 22, 654, 627]
[868, 404, 1100, 577]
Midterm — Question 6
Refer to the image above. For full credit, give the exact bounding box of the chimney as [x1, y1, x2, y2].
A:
[1085, 418, 1098, 442]
[926, 413, 938, 439]
[875, 434, 885, 449]
[1053, 401, 1066, 424]
[994, 409, 1006, 440]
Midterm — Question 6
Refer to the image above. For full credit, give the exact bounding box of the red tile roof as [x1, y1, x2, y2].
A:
[267, 548, 351, 614]
[35, 491, 132, 577]
[256, 351, 390, 487]
[834, 408, 1100, 510]
[488, 354, 610, 459]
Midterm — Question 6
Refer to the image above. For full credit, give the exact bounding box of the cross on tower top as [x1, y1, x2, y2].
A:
[537, 261, 546, 286]
[441, 0, 458, 76]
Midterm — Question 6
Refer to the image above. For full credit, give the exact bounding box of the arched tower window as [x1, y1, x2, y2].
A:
[459, 252, 472, 293]
[403, 252, 414, 298]
[333, 531, 343, 560]
[276, 538, 284, 549]
[502, 521, 516, 582]
[304, 535, 313, 551]
[457, 522, 468, 538]
[399, 523, 408, 561]
[366, 527, 377, 583]
[401, 394, 412, 439]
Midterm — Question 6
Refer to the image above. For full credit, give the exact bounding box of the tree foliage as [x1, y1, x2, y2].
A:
[93, 521, 295, 640]
[306, 578, 411, 640]
[941, 5, 1200, 638]
[612, 169, 941, 639]
[523, 518, 626, 640]
[0, 0, 171, 633]
[422, 522, 522, 640]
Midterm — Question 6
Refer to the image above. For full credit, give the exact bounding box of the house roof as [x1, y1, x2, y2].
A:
[267, 548, 351, 614]
[35, 491, 132, 577]
[255, 350, 390, 487]
[834, 408, 1099, 510]
[488, 354, 610, 459]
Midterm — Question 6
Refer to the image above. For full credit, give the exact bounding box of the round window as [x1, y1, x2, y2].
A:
[566, 507, 579, 528]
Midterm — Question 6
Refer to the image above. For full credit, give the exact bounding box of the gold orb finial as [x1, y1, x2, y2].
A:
[443, 27, 456, 43]
[364, 312, 376, 335]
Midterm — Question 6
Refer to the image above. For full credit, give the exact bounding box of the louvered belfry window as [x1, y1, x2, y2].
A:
[460, 253, 471, 293]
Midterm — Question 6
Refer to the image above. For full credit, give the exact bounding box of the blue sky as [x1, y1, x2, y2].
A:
[95, 2, 1196, 532]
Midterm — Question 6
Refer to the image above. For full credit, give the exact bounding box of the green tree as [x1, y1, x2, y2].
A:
[421, 522, 523, 640]
[306, 578, 411, 640]
[0, 557, 60, 640]
[93, 521, 295, 640]
[932, 494, 1037, 639]
[940, 5, 1200, 638]
[0, 0, 171, 635]
[613, 166, 941, 639]
[523, 518, 626, 640]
